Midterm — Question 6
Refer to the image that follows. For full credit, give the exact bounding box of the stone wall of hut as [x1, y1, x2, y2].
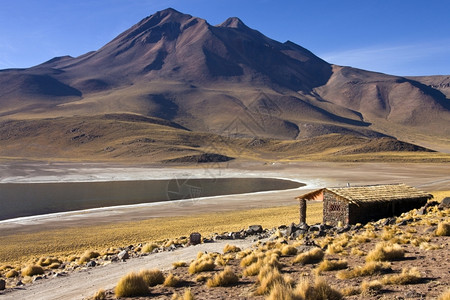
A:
[323, 191, 349, 226]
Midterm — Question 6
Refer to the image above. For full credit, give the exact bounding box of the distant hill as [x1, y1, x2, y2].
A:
[0, 8, 449, 161]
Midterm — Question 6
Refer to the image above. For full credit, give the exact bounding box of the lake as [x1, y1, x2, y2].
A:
[0, 178, 304, 220]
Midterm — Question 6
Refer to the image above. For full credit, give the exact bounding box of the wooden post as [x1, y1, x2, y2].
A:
[299, 198, 306, 224]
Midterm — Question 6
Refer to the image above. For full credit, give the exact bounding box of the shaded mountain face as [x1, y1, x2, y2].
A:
[0, 8, 449, 150]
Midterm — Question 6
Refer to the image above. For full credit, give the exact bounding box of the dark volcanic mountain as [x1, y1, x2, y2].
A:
[0, 8, 449, 153]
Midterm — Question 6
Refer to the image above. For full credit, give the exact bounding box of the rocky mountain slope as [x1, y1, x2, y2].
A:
[0, 8, 449, 158]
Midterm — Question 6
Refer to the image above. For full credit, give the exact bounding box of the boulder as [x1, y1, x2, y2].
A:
[118, 250, 129, 260]
[0, 279, 5, 290]
[248, 225, 263, 234]
[189, 232, 202, 245]
[439, 197, 450, 209]
[86, 260, 97, 268]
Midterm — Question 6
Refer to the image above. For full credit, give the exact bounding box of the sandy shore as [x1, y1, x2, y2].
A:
[0, 161, 449, 235]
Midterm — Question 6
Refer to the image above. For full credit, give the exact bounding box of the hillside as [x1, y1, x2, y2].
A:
[0, 8, 449, 159]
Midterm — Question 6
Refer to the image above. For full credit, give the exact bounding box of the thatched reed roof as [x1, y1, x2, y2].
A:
[296, 184, 432, 205]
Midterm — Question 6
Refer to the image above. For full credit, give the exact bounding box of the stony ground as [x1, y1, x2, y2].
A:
[1, 202, 448, 300]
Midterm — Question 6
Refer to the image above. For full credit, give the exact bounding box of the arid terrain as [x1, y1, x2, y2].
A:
[0, 7, 449, 300]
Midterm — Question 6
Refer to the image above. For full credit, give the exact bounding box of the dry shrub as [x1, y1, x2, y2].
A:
[241, 252, 258, 267]
[360, 280, 382, 296]
[0, 265, 12, 271]
[172, 288, 194, 300]
[266, 281, 299, 300]
[315, 259, 348, 274]
[281, 245, 298, 256]
[223, 244, 241, 253]
[38, 257, 61, 267]
[188, 257, 215, 274]
[255, 266, 285, 295]
[366, 242, 404, 262]
[336, 261, 391, 279]
[163, 273, 181, 287]
[49, 262, 61, 269]
[317, 237, 334, 248]
[215, 255, 228, 266]
[21, 265, 44, 277]
[438, 288, 450, 300]
[325, 243, 344, 254]
[381, 228, 395, 241]
[350, 247, 365, 256]
[244, 251, 281, 276]
[68, 255, 78, 262]
[90, 288, 106, 300]
[293, 248, 324, 265]
[139, 269, 165, 286]
[436, 222, 450, 236]
[236, 249, 252, 259]
[295, 277, 342, 300]
[419, 242, 441, 250]
[141, 243, 159, 253]
[5, 269, 19, 278]
[340, 286, 360, 296]
[381, 267, 421, 285]
[172, 261, 187, 269]
[114, 272, 149, 297]
[79, 250, 100, 264]
[206, 267, 239, 287]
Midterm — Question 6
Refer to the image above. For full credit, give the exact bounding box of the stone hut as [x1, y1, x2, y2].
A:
[296, 184, 432, 226]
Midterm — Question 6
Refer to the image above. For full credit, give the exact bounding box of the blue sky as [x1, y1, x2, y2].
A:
[0, 0, 449, 76]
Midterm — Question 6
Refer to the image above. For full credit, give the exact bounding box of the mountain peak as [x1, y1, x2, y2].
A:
[218, 17, 248, 29]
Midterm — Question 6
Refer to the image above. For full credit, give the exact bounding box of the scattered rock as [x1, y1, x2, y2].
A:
[248, 225, 263, 234]
[439, 197, 450, 209]
[189, 232, 202, 245]
[16, 280, 23, 287]
[0, 279, 5, 290]
[86, 260, 97, 268]
[33, 276, 43, 282]
[117, 250, 129, 260]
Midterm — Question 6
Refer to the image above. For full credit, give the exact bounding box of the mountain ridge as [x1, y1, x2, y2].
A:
[0, 8, 449, 156]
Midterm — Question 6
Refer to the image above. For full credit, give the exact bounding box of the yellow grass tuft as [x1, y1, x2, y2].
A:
[293, 248, 324, 265]
[78, 250, 100, 264]
[172, 261, 187, 269]
[37, 257, 61, 267]
[381, 267, 421, 285]
[419, 242, 442, 250]
[360, 280, 382, 296]
[255, 266, 285, 295]
[21, 265, 44, 277]
[206, 267, 239, 287]
[172, 288, 194, 300]
[223, 244, 241, 253]
[266, 281, 299, 300]
[163, 273, 181, 287]
[295, 277, 342, 300]
[315, 259, 348, 274]
[336, 261, 391, 279]
[438, 288, 450, 300]
[350, 247, 365, 256]
[5, 269, 19, 278]
[365, 242, 405, 262]
[281, 245, 298, 256]
[188, 257, 215, 274]
[141, 243, 159, 253]
[215, 254, 229, 266]
[340, 286, 360, 296]
[89, 288, 106, 300]
[139, 269, 165, 286]
[436, 222, 450, 236]
[114, 272, 149, 297]
[240, 252, 258, 267]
